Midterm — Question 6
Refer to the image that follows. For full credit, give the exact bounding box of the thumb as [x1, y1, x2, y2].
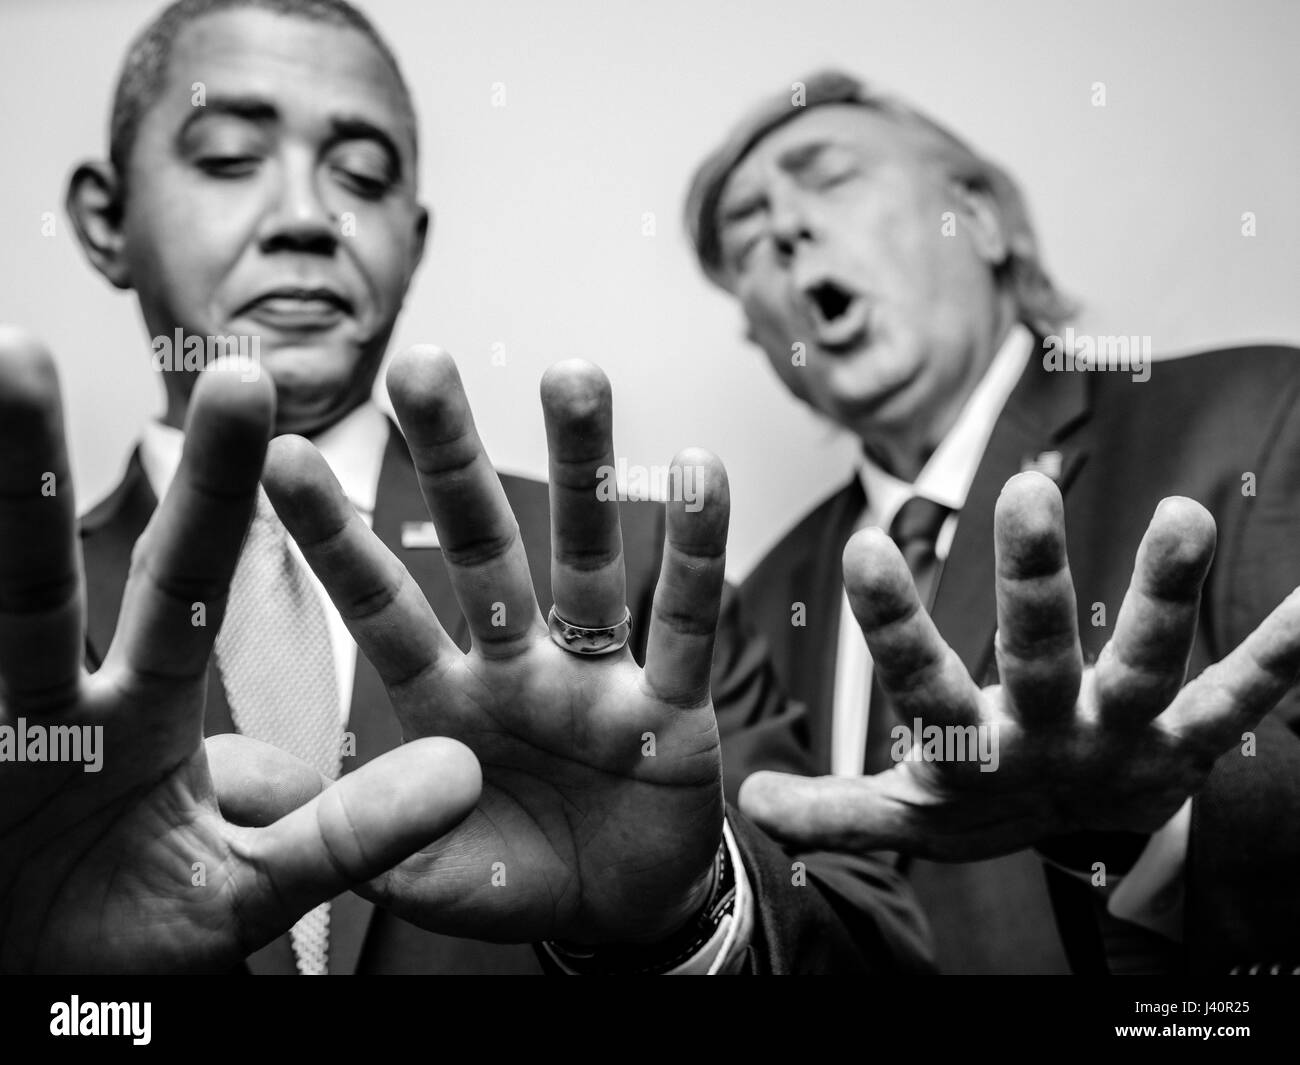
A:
[739, 770, 897, 853]
[207, 733, 329, 827]
[230, 736, 481, 952]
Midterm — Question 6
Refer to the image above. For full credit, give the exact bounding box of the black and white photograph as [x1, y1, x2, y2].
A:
[0, 0, 1296, 1043]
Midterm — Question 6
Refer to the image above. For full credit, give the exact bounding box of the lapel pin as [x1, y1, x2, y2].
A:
[1020, 450, 1064, 482]
[400, 521, 441, 549]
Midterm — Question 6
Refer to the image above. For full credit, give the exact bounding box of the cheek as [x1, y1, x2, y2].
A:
[348, 214, 417, 307]
[907, 212, 979, 311]
[866, 212, 928, 292]
[740, 274, 792, 341]
[125, 193, 250, 315]
[871, 204, 992, 365]
[843, 179, 945, 296]
[736, 290, 792, 377]
[754, 320, 813, 399]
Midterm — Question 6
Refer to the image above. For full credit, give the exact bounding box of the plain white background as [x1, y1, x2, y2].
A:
[2, 0, 1297, 576]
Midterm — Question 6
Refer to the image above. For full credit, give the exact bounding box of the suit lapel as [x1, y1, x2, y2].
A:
[930, 348, 1092, 681]
[81, 451, 152, 668]
[80, 451, 240, 736]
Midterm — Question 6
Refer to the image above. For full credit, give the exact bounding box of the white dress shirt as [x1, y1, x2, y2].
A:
[826, 322, 1188, 941]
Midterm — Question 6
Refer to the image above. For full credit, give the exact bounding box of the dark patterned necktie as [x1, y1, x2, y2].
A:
[215, 491, 344, 974]
[863, 496, 951, 774]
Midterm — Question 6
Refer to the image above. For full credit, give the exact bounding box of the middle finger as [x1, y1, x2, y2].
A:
[386, 346, 543, 655]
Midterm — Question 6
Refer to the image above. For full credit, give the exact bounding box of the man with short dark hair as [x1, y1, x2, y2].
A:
[0, 2, 936, 974]
[687, 71, 1300, 973]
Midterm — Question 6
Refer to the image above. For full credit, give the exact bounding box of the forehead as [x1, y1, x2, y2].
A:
[720, 104, 922, 205]
[154, 9, 414, 146]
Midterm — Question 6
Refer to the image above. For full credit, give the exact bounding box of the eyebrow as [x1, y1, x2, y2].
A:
[177, 96, 407, 171]
[177, 95, 278, 140]
[775, 140, 832, 175]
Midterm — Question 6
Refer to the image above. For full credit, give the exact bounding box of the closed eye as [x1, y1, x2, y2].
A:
[196, 155, 260, 178]
[327, 142, 397, 201]
[330, 165, 390, 200]
[813, 165, 858, 191]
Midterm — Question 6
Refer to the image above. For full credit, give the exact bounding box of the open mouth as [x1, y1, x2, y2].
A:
[803, 279, 870, 352]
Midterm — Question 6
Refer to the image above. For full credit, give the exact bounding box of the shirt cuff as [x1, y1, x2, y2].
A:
[1105, 798, 1190, 941]
[667, 817, 754, 974]
[539, 816, 755, 975]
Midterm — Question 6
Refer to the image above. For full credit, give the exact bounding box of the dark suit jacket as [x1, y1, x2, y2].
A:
[740, 343, 1300, 975]
[80, 420, 933, 974]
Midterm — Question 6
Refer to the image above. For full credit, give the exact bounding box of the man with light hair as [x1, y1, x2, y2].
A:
[689, 70, 1300, 973]
[3, 15, 1298, 978]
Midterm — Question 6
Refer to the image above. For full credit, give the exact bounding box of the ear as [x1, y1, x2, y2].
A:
[950, 178, 1009, 267]
[409, 202, 431, 277]
[65, 161, 132, 290]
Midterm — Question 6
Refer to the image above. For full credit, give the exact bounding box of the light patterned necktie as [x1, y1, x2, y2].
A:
[215, 490, 344, 975]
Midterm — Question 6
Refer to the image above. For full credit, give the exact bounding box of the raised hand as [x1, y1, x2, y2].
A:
[259, 347, 729, 945]
[0, 330, 481, 973]
[739, 471, 1300, 860]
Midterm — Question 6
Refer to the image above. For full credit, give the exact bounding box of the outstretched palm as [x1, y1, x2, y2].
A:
[0, 332, 480, 973]
[263, 349, 730, 945]
[740, 472, 1300, 861]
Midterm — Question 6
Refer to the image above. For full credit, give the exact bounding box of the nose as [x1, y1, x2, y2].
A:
[257, 151, 338, 256]
[769, 189, 816, 264]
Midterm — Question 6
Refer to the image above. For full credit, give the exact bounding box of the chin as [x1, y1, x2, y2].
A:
[259, 339, 350, 373]
[822, 372, 898, 412]
[270, 391, 354, 436]
[261, 355, 365, 416]
[816, 380, 912, 434]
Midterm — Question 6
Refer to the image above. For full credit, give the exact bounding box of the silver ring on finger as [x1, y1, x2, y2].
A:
[547, 605, 632, 656]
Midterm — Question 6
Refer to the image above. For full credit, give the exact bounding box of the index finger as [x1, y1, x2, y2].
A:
[386, 346, 543, 655]
[104, 363, 274, 687]
[843, 527, 983, 730]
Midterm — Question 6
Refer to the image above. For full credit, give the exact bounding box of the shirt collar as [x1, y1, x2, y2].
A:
[858, 322, 1033, 528]
[139, 400, 389, 516]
